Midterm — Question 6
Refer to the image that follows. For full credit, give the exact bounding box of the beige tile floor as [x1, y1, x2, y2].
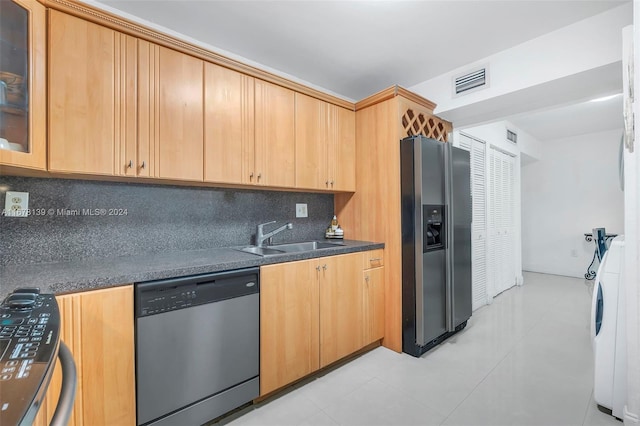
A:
[219, 272, 622, 426]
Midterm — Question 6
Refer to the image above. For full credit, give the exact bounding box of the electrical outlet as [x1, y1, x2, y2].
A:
[295, 203, 308, 218]
[4, 191, 29, 218]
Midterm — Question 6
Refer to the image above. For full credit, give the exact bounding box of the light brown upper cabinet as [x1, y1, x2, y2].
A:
[136, 41, 205, 181]
[155, 46, 204, 181]
[117, 36, 140, 178]
[49, 13, 203, 181]
[331, 105, 356, 191]
[132, 39, 159, 179]
[205, 72, 294, 188]
[254, 80, 295, 188]
[294, 94, 324, 189]
[204, 63, 254, 185]
[5, 3, 358, 188]
[295, 93, 355, 192]
[48, 11, 136, 175]
[0, 0, 46, 171]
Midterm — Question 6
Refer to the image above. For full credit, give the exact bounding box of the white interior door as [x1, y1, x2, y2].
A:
[488, 148, 499, 297]
[505, 157, 516, 286]
[489, 147, 517, 296]
[460, 134, 489, 311]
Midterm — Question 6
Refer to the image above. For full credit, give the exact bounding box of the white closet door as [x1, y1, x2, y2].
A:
[504, 153, 516, 292]
[488, 148, 498, 298]
[500, 151, 510, 294]
[460, 134, 489, 311]
[506, 156, 517, 286]
[500, 153, 511, 294]
[489, 148, 517, 296]
[497, 152, 506, 294]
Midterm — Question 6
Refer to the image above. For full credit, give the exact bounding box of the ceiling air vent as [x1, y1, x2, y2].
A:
[454, 67, 487, 95]
[506, 129, 518, 144]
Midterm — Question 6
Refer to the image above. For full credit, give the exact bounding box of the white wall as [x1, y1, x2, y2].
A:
[515, 126, 544, 162]
[456, 122, 517, 156]
[457, 121, 543, 160]
[409, 3, 631, 115]
[521, 128, 624, 278]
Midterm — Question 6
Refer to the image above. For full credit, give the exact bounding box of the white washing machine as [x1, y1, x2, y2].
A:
[591, 235, 626, 419]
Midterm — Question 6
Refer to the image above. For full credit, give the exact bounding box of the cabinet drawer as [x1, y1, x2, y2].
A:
[363, 249, 384, 269]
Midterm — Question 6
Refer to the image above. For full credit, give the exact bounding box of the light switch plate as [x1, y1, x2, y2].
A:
[4, 191, 29, 217]
[296, 203, 308, 218]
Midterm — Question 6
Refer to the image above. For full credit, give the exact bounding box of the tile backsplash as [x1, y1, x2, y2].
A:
[0, 177, 334, 265]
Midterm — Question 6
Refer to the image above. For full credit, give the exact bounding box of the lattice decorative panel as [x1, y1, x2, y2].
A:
[401, 108, 448, 142]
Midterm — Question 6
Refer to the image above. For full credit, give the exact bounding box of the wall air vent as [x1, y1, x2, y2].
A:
[506, 129, 518, 144]
[454, 67, 487, 95]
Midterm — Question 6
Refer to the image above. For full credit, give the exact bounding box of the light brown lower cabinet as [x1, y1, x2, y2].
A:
[260, 250, 384, 396]
[363, 266, 385, 344]
[318, 253, 363, 368]
[260, 257, 320, 396]
[32, 285, 135, 426]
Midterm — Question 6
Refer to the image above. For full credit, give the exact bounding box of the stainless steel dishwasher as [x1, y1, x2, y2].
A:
[135, 267, 259, 426]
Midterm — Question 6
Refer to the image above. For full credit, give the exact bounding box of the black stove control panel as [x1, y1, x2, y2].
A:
[0, 288, 60, 426]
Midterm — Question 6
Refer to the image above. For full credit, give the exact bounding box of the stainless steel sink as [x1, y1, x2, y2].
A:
[270, 241, 342, 253]
[236, 240, 343, 257]
[238, 246, 286, 257]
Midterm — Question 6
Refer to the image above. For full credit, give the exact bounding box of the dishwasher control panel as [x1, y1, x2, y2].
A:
[0, 288, 61, 426]
[138, 286, 199, 316]
[135, 268, 260, 318]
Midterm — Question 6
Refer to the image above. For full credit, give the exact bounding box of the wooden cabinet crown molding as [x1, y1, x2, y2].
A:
[38, 0, 354, 110]
[355, 85, 437, 112]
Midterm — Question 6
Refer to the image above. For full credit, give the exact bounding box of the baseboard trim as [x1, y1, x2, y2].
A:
[624, 405, 639, 425]
[522, 269, 585, 280]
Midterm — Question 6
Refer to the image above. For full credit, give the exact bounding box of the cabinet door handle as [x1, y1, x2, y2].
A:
[322, 264, 327, 270]
[257, 173, 262, 181]
[316, 266, 321, 272]
[365, 275, 370, 287]
[140, 161, 146, 169]
[250, 172, 254, 181]
[330, 180, 334, 187]
[326, 180, 329, 186]
[127, 160, 133, 169]
[370, 258, 382, 262]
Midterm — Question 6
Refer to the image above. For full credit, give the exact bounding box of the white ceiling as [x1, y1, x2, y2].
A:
[94, 0, 630, 141]
[509, 94, 623, 142]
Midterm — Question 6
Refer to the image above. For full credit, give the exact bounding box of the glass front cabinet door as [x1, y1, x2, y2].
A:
[0, 0, 46, 170]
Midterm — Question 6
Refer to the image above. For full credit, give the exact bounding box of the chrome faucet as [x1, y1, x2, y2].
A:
[256, 221, 293, 247]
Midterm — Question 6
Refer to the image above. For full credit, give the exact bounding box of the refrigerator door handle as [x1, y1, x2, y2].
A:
[414, 138, 425, 345]
[444, 143, 455, 332]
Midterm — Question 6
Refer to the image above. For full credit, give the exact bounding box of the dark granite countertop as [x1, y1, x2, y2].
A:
[0, 240, 383, 298]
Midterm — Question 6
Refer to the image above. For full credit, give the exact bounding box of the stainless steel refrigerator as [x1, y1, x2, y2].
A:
[401, 135, 472, 357]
